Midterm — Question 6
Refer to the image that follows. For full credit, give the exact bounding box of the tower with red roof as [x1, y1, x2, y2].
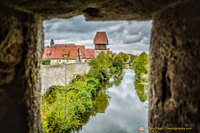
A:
[93, 32, 109, 57]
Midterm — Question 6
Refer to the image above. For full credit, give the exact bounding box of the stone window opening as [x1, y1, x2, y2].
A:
[0, 1, 199, 133]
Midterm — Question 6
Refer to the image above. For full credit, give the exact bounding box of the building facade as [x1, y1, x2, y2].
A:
[43, 32, 109, 64]
[43, 44, 95, 64]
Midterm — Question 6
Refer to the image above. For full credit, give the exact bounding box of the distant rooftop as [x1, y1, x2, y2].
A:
[93, 32, 108, 45]
[51, 44, 85, 49]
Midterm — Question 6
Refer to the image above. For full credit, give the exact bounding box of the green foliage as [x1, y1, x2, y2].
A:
[113, 55, 124, 71]
[87, 52, 123, 81]
[41, 77, 100, 132]
[130, 52, 149, 102]
[41, 76, 102, 132]
[41, 51, 125, 132]
[134, 74, 148, 102]
[42, 59, 51, 65]
[132, 52, 148, 74]
[118, 52, 130, 62]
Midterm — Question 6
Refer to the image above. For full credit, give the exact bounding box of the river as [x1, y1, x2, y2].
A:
[75, 69, 148, 133]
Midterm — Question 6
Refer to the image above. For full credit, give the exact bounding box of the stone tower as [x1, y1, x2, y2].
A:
[93, 32, 108, 57]
[50, 39, 54, 46]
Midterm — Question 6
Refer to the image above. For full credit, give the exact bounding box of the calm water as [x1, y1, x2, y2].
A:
[76, 69, 148, 133]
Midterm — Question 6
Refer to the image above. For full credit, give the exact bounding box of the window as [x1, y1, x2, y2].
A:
[64, 54, 68, 58]
[47, 53, 50, 56]
[57, 59, 61, 62]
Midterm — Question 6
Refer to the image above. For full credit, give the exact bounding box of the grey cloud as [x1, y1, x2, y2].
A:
[44, 16, 118, 34]
[43, 15, 152, 53]
[123, 35, 143, 44]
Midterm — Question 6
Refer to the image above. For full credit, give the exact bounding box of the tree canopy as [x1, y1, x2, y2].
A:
[133, 52, 148, 74]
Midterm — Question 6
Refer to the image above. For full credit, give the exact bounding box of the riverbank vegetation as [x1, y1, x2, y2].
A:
[41, 52, 124, 132]
[131, 52, 149, 102]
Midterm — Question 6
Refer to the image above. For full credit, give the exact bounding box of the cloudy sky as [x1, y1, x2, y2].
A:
[43, 15, 152, 55]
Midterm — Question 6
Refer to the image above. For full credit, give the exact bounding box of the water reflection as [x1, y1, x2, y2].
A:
[87, 71, 125, 117]
[76, 69, 148, 133]
[134, 73, 148, 102]
[74, 71, 124, 132]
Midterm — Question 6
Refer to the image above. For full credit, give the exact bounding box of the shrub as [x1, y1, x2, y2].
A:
[41, 51, 125, 132]
[113, 55, 124, 70]
[42, 59, 51, 65]
[97, 73, 104, 81]
[110, 67, 117, 73]
[133, 52, 148, 74]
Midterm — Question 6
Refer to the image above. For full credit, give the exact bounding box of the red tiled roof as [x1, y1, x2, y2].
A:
[63, 49, 69, 54]
[93, 32, 108, 45]
[80, 48, 95, 59]
[54, 44, 76, 47]
[47, 49, 51, 54]
[43, 44, 95, 60]
[43, 46, 78, 60]
[76, 45, 85, 49]
[53, 44, 86, 49]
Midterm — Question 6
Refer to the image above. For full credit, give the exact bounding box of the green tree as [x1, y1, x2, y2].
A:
[133, 52, 148, 74]
[118, 52, 129, 62]
[42, 59, 51, 65]
[113, 55, 124, 71]
[132, 52, 149, 102]
[87, 52, 112, 81]
[134, 74, 148, 102]
[41, 51, 126, 132]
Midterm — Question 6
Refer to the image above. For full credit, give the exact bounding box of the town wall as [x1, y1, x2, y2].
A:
[51, 59, 78, 65]
[41, 63, 90, 95]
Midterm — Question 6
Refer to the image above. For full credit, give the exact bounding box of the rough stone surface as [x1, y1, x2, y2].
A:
[41, 63, 90, 95]
[149, 1, 200, 132]
[0, 0, 188, 20]
[0, 5, 43, 133]
[0, 0, 199, 133]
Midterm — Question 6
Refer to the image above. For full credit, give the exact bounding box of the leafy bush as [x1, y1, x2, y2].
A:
[131, 52, 149, 102]
[118, 52, 130, 62]
[42, 59, 51, 65]
[41, 51, 125, 132]
[42, 84, 93, 132]
[88, 52, 124, 81]
[134, 74, 148, 102]
[110, 67, 117, 73]
[113, 55, 124, 70]
[41, 76, 101, 132]
[133, 52, 148, 74]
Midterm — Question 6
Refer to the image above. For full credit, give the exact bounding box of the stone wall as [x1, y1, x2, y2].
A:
[41, 63, 90, 95]
[149, 1, 200, 132]
[0, 0, 199, 133]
